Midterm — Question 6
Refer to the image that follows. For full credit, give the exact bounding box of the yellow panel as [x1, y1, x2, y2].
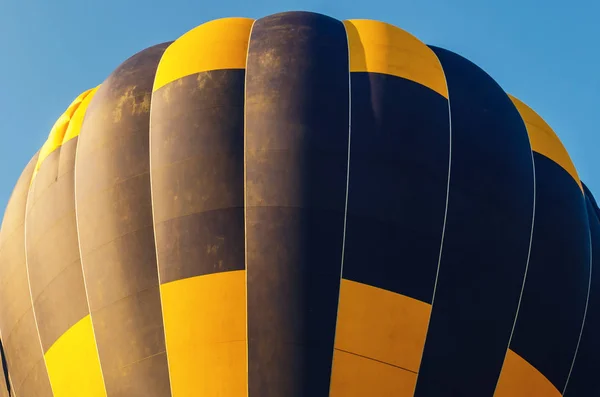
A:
[494, 349, 561, 397]
[44, 315, 106, 397]
[343, 19, 448, 98]
[330, 349, 417, 396]
[34, 89, 93, 174]
[334, 279, 431, 372]
[509, 95, 582, 190]
[153, 17, 254, 92]
[161, 270, 247, 397]
[63, 85, 100, 144]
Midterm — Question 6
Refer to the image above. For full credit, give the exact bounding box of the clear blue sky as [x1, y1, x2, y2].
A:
[1, 0, 598, 211]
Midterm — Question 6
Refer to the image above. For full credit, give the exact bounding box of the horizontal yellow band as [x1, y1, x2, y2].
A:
[344, 19, 448, 98]
[510, 95, 582, 191]
[334, 279, 430, 372]
[63, 85, 100, 144]
[34, 88, 94, 175]
[330, 349, 417, 396]
[153, 17, 254, 92]
[495, 349, 561, 397]
[44, 315, 105, 397]
[160, 270, 247, 396]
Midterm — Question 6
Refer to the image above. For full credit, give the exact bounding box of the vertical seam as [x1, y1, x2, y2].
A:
[491, 115, 537, 396]
[411, 51, 452, 394]
[0, 334, 10, 397]
[148, 59, 175, 397]
[8, 374, 15, 397]
[327, 19, 353, 396]
[561, 214, 593, 395]
[23, 169, 55, 396]
[244, 19, 257, 397]
[74, 135, 109, 396]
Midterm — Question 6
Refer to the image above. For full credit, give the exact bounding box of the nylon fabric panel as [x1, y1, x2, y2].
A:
[160, 272, 246, 396]
[494, 349, 561, 397]
[563, 187, 600, 396]
[0, 156, 38, 340]
[44, 316, 105, 397]
[75, 43, 172, 396]
[26, 139, 92, 355]
[414, 47, 535, 396]
[4, 311, 47, 396]
[509, 95, 581, 190]
[14, 350, 48, 397]
[152, 17, 253, 91]
[63, 86, 99, 144]
[0, 153, 52, 396]
[33, 89, 92, 177]
[329, 349, 417, 397]
[330, 69, 448, 394]
[330, 39, 449, 391]
[245, 11, 349, 397]
[150, 70, 245, 282]
[343, 20, 448, 98]
[502, 153, 589, 392]
[332, 280, 430, 372]
[31, 259, 88, 350]
[339, 73, 448, 304]
[150, 62, 246, 394]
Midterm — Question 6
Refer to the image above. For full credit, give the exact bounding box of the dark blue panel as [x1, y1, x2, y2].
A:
[413, 47, 535, 396]
[245, 11, 349, 397]
[510, 155, 590, 392]
[563, 189, 599, 397]
[151, 70, 246, 284]
[342, 72, 449, 303]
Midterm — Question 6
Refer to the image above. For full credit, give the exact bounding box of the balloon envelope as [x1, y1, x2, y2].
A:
[0, 11, 597, 397]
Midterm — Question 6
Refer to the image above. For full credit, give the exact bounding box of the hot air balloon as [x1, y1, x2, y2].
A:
[0, 10, 597, 397]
